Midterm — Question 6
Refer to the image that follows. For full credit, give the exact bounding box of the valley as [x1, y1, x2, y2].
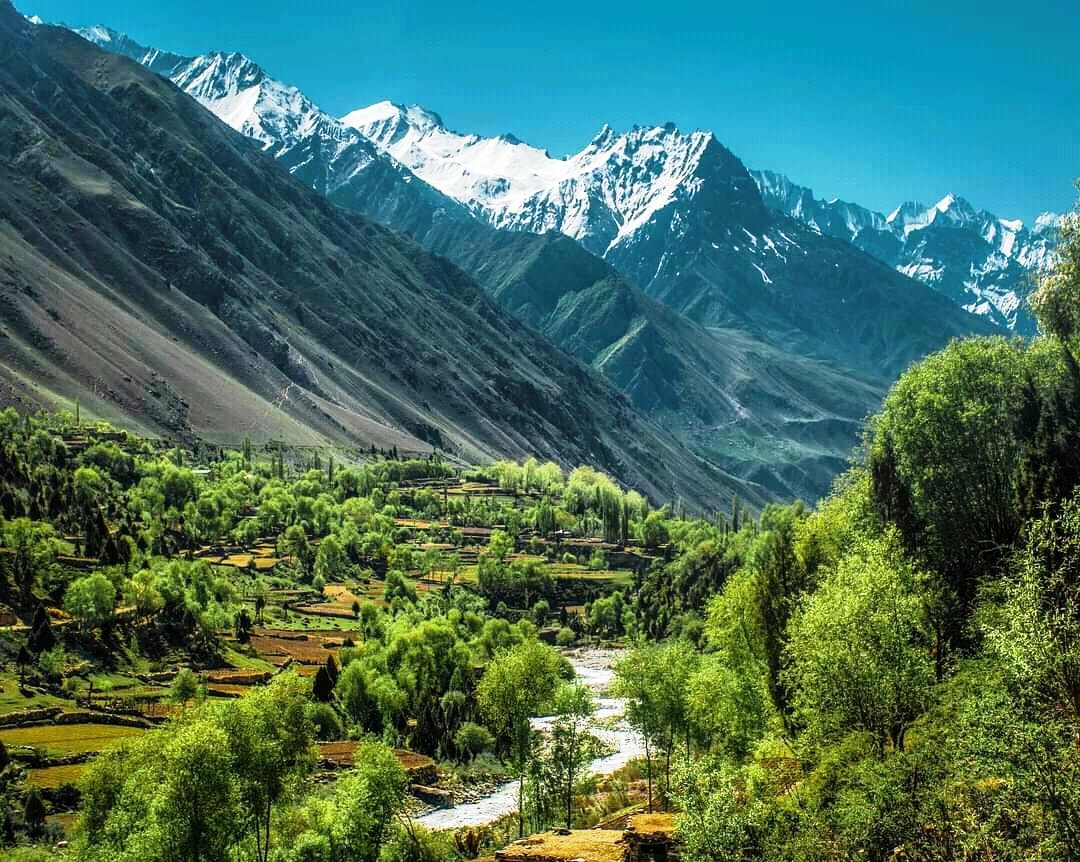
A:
[68, 21, 1003, 503]
[0, 3, 1076, 861]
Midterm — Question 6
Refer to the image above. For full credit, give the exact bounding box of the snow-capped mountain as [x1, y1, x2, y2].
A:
[342, 104, 765, 259]
[752, 170, 1060, 333]
[72, 27, 472, 237]
[341, 102, 989, 379]
[71, 22, 994, 381]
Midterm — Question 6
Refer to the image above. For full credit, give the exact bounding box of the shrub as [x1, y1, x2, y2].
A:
[379, 823, 455, 862]
[454, 722, 494, 761]
[38, 646, 66, 683]
[307, 702, 343, 741]
[556, 627, 576, 646]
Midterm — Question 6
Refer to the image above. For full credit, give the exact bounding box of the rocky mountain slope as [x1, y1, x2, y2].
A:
[0, 4, 747, 509]
[72, 25, 475, 239]
[752, 170, 1060, 334]
[342, 103, 994, 382]
[424, 222, 885, 499]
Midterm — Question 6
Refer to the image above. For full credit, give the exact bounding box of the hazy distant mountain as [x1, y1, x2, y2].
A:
[1, 5, 748, 509]
[752, 170, 1060, 334]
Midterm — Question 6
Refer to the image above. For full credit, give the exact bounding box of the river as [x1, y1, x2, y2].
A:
[415, 648, 643, 830]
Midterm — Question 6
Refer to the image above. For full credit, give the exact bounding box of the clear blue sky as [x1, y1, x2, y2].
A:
[21, 0, 1080, 222]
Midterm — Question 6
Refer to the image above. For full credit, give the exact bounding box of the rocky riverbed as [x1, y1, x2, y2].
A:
[415, 648, 643, 830]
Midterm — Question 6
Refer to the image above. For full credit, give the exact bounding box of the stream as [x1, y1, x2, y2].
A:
[415, 648, 644, 830]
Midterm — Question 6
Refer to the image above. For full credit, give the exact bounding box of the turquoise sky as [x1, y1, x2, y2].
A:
[22, 0, 1080, 223]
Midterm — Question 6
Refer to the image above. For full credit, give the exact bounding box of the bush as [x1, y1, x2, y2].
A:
[454, 721, 494, 761]
[532, 599, 550, 625]
[379, 823, 455, 862]
[588, 550, 607, 571]
[307, 702, 344, 741]
[562, 552, 577, 564]
[556, 627, 577, 646]
[170, 667, 201, 704]
[38, 646, 66, 683]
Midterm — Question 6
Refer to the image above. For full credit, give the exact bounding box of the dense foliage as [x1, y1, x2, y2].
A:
[644, 206, 1080, 861]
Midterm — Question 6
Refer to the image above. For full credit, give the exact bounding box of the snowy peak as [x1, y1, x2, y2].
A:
[75, 24, 190, 76]
[343, 103, 762, 254]
[752, 170, 887, 238]
[66, 21, 478, 233]
[754, 171, 1061, 334]
[933, 192, 978, 223]
[72, 24, 379, 163]
[343, 100, 567, 218]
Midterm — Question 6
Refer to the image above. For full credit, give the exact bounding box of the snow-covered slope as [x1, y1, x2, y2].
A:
[342, 102, 990, 379]
[752, 170, 1060, 333]
[338, 97, 1052, 337]
[73, 27, 473, 236]
[342, 104, 757, 258]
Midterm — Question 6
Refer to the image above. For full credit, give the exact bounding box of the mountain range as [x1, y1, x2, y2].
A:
[752, 171, 1060, 334]
[63, 23, 1010, 498]
[69, 26, 998, 377]
[4, 10, 1034, 504]
[0, 2, 753, 510]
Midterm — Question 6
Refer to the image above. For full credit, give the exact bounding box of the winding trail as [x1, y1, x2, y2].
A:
[416, 648, 644, 830]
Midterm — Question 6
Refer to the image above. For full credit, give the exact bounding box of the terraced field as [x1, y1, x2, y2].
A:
[25, 763, 87, 789]
[0, 723, 143, 755]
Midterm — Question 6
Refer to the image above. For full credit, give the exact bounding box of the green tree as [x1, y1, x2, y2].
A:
[785, 536, 934, 755]
[2, 518, 59, 602]
[278, 525, 313, 576]
[692, 568, 774, 760]
[64, 573, 117, 630]
[548, 681, 600, 827]
[454, 722, 494, 761]
[867, 337, 1030, 632]
[1030, 203, 1080, 344]
[124, 569, 164, 623]
[612, 646, 663, 810]
[314, 535, 346, 583]
[328, 742, 407, 862]
[477, 640, 564, 836]
[216, 674, 314, 862]
[170, 667, 201, 707]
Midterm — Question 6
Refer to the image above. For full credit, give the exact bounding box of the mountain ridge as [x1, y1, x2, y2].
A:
[339, 100, 996, 382]
[0, 3, 750, 509]
[752, 169, 1060, 333]
[422, 221, 886, 500]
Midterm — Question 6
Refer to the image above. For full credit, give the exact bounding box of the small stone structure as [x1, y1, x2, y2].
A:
[494, 813, 678, 862]
[624, 814, 678, 862]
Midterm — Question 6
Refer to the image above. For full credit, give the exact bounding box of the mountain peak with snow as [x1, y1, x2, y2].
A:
[67, 23, 474, 233]
[341, 106, 752, 254]
[754, 172, 1059, 334]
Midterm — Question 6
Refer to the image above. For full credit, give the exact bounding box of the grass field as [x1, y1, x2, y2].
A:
[0, 723, 143, 755]
[26, 762, 87, 789]
[0, 677, 68, 714]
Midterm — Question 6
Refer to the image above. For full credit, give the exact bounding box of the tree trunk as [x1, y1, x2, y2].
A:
[645, 737, 653, 813]
[566, 768, 572, 829]
[263, 799, 272, 862]
[518, 765, 525, 838]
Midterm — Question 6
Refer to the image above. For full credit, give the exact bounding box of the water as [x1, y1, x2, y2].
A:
[415, 648, 643, 830]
